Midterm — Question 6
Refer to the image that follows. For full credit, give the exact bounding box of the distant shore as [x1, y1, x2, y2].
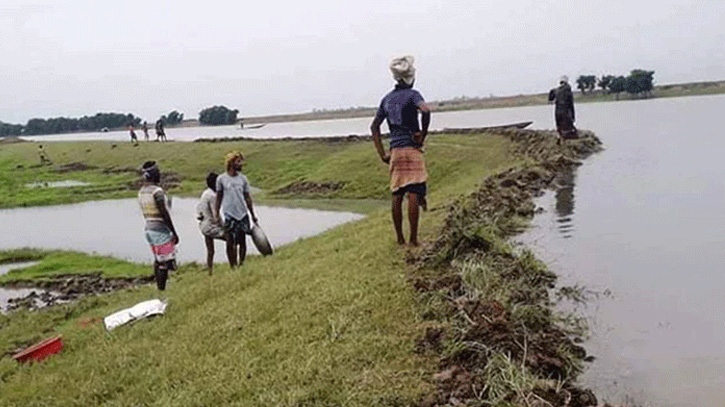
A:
[239, 81, 725, 124]
[6, 79, 724, 138]
[203, 79, 725, 126]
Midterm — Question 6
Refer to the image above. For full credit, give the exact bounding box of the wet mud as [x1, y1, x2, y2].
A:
[411, 129, 603, 406]
[102, 165, 138, 174]
[3, 273, 153, 312]
[54, 162, 97, 173]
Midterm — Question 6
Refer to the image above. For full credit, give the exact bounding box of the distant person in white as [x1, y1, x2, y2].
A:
[214, 151, 258, 269]
[196, 172, 226, 274]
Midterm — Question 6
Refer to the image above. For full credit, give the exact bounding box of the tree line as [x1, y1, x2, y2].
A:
[576, 70, 655, 99]
[0, 110, 188, 137]
[0, 105, 241, 136]
[198, 105, 239, 125]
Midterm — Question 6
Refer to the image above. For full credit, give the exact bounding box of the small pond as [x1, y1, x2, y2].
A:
[0, 198, 363, 264]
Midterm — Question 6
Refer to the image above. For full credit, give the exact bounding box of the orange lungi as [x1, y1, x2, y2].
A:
[389, 147, 427, 194]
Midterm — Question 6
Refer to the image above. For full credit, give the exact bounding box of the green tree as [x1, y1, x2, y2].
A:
[162, 110, 184, 125]
[576, 75, 597, 93]
[198, 106, 239, 125]
[625, 69, 655, 98]
[0, 121, 23, 137]
[576, 76, 588, 93]
[598, 75, 614, 92]
[22, 112, 141, 135]
[608, 76, 626, 100]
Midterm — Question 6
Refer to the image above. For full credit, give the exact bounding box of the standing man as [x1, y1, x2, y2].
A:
[142, 121, 150, 142]
[128, 124, 138, 144]
[214, 151, 258, 269]
[370, 55, 431, 247]
[548, 76, 577, 141]
[155, 118, 166, 142]
[138, 161, 179, 290]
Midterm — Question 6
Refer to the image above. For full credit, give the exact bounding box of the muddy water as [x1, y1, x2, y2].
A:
[0, 199, 362, 264]
[519, 94, 725, 406]
[0, 262, 41, 313]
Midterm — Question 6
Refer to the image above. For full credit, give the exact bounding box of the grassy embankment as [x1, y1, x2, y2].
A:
[0, 133, 536, 405]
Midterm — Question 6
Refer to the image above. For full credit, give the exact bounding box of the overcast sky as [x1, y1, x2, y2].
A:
[1, 0, 724, 123]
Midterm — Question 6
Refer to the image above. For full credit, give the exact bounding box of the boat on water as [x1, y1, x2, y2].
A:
[100, 127, 109, 132]
[239, 123, 266, 130]
[442, 121, 533, 132]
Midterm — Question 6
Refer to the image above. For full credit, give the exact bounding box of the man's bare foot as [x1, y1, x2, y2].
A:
[407, 241, 419, 248]
[397, 238, 406, 246]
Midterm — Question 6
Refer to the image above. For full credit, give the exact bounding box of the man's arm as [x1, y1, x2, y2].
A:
[370, 115, 389, 164]
[415, 103, 431, 144]
[244, 192, 257, 224]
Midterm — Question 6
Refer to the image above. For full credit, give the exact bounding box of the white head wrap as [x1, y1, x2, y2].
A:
[559, 75, 569, 84]
[390, 56, 416, 85]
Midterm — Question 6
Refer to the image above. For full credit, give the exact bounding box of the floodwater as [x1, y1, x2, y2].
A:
[519, 94, 725, 406]
[0, 198, 363, 264]
[19, 105, 551, 142]
[0, 262, 40, 313]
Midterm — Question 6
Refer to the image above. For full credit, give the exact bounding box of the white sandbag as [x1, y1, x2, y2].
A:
[104, 299, 167, 330]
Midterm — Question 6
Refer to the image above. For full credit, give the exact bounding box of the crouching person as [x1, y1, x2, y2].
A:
[196, 172, 226, 274]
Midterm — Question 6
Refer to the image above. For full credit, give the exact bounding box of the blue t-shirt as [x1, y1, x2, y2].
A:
[375, 86, 425, 149]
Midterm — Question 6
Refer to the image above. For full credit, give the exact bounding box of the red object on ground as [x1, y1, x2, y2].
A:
[13, 336, 64, 363]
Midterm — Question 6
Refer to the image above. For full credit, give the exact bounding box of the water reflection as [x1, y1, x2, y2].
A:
[553, 167, 577, 238]
[520, 95, 725, 406]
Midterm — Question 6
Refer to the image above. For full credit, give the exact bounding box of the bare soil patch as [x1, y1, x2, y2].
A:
[54, 162, 97, 173]
[128, 171, 183, 190]
[4, 273, 153, 312]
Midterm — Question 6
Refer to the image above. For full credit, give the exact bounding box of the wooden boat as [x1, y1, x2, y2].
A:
[239, 123, 267, 130]
[441, 121, 533, 133]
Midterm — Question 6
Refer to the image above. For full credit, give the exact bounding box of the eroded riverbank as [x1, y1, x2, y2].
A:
[409, 129, 603, 406]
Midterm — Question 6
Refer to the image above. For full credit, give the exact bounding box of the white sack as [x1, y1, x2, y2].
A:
[104, 299, 167, 330]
